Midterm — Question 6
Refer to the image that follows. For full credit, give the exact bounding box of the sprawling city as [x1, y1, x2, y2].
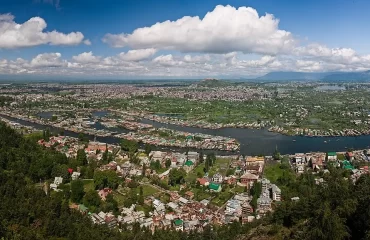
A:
[2, 1, 370, 240]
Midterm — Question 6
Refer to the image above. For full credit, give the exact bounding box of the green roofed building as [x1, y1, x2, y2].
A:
[209, 182, 222, 192]
[186, 135, 193, 140]
[184, 160, 195, 173]
[174, 219, 183, 226]
[78, 204, 88, 214]
[327, 152, 337, 161]
[184, 160, 194, 167]
[342, 160, 354, 170]
[173, 219, 184, 231]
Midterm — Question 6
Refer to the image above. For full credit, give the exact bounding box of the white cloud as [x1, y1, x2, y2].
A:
[295, 60, 323, 72]
[83, 39, 92, 45]
[153, 54, 182, 66]
[118, 48, 157, 61]
[103, 5, 295, 55]
[0, 13, 86, 48]
[30, 53, 67, 67]
[183, 54, 211, 63]
[72, 52, 101, 63]
[0, 13, 14, 21]
[294, 44, 363, 64]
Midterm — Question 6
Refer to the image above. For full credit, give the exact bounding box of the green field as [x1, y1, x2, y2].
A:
[211, 191, 233, 207]
[113, 192, 126, 206]
[209, 158, 230, 176]
[263, 163, 286, 184]
[82, 179, 95, 191]
[137, 185, 159, 197]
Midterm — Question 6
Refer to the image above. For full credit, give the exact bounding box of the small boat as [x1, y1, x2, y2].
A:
[324, 141, 327, 143]
[292, 139, 296, 142]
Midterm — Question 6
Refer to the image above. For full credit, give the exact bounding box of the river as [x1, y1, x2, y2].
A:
[3, 113, 370, 155]
[140, 118, 370, 155]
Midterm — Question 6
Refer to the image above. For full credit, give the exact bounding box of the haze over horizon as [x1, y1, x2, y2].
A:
[1, 0, 370, 79]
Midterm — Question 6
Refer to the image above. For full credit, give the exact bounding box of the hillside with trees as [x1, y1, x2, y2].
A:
[2, 121, 370, 239]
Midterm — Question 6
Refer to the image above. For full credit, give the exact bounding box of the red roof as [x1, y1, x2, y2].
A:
[197, 178, 209, 185]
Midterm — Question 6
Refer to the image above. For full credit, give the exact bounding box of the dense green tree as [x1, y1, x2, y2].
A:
[138, 186, 144, 205]
[150, 160, 161, 170]
[78, 132, 88, 142]
[44, 128, 51, 141]
[93, 170, 120, 190]
[199, 152, 204, 163]
[169, 168, 186, 186]
[76, 149, 88, 166]
[83, 190, 101, 211]
[102, 147, 109, 164]
[165, 159, 172, 168]
[104, 193, 119, 215]
[144, 144, 152, 155]
[120, 139, 138, 154]
[273, 147, 281, 160]
[51, 164, 70, 180]
[71, 179, 85, 203]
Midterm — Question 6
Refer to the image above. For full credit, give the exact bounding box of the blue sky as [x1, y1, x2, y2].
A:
[1, 0, 370, 78]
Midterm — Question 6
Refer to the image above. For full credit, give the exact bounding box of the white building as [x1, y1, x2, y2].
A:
[271, 184, 281, 201]
[212, 173, 224, 184]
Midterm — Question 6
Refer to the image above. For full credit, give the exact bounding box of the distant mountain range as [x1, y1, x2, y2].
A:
[256, 70, 370, 82]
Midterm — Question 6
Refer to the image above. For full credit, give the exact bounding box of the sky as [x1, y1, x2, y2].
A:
[1, 0, 370, 79]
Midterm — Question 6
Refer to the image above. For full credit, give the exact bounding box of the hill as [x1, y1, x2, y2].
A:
[257, 71, 332, 81]
[322, 70, 370, 82]
[257, 70, 370, 82]
[192, 78, 234, 87]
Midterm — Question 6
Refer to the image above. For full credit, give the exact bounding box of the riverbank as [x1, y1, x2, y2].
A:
[268, 126, 370, 137]
[119, 111, 370, 138]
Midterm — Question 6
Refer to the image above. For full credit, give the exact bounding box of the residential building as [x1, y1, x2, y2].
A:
[212, 172, 224, 184]
[257, 197, 272, 215]
[271, 184, 281, 201]
[240, 171, 258, 186]
[185, 191, 194, 200]
[197, 178, 210, 186]
[209, 183, 222, 192]
[327, 152, 337, 161]
[173, 219, 184, 231]
[71, 171, 81, 180]
[98, 188, 112, 201]
[50, 176, 63, 190]
[183, 160, 195, 173]
[245, 156, 265, 166]
[261, 178, 271, 192]
[242, 201, 253, 215]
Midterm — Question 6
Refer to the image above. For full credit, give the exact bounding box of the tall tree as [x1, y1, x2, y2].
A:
[76, 149, 88, 166]
[144, 144, 152, 155]
[83, 190, 101, 210]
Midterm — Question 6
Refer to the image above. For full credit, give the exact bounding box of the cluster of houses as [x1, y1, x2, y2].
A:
[72, 192, 224, 232]
[118, 192, 229, 232]
[145, 150, 200, 173]
[37, 136, 118, 161]
[290, 151, 368, 174]
[39, 136, 287, 230]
